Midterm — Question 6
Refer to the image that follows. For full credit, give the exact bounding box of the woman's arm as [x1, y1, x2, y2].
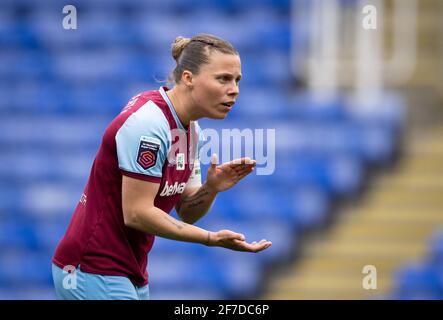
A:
[122, 175, 272, 252]
[175, 183, 217, 224]
[176, 155, 256, 224]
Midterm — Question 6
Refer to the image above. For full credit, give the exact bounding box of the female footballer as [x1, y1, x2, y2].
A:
[51, 34, 272, 300]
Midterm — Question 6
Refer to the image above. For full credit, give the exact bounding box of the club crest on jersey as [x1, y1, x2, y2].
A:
[160, 181, 186, 197]
[137, 136, 160, 170]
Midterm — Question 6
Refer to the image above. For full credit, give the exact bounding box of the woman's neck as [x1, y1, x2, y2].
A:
[166, 86, 199, 127]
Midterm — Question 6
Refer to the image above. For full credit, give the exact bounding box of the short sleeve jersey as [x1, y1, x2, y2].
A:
[52, 87, 205, 286]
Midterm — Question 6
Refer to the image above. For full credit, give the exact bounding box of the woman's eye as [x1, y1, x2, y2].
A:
[218, 76, 230, 82]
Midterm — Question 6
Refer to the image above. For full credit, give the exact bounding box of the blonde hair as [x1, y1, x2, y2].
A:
[169, 33, 239, 84]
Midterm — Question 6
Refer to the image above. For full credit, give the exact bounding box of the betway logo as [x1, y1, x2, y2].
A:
[160, 181, 186, 197]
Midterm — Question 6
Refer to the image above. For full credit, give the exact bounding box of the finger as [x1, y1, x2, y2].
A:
[232, 158, 257, 167]
[221, 230, 245, 242]
[253, 241, 272, 252]
[234, 165, 254, 175]
[232, 239, 271, 252]
[230, 157, 251, 165]
[234, 233, 245, 242]
[218, 162, 237, 173]
[252, 239, 272, 247]
[231, 162, 256, 171]
[235, 166, 254, 176]
[232, 239, 255, 252]
[229, 157, 256, 168]
[233, 164, 255, 173]
[231, 166, 255, 175]
[210, 153, 218, 170]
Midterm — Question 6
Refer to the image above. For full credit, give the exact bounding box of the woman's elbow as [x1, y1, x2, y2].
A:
[123, 208, 140, 229]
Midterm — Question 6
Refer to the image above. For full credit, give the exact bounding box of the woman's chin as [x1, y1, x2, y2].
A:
[207, 112, 229, 120]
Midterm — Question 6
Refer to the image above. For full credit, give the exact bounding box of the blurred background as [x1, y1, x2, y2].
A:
[0, 0, 442, 299]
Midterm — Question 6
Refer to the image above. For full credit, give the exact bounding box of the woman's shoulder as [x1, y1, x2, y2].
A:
[106, 92, 170, 141]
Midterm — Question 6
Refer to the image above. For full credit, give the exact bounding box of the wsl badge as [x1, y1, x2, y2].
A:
[137, 136, 160, 170]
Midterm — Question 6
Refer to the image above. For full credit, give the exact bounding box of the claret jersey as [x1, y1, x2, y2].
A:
[53, 87, 205, 286]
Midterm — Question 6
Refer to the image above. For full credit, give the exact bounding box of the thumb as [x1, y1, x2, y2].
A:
[235, 233, 245, 242]
[210, 153, 218, 171]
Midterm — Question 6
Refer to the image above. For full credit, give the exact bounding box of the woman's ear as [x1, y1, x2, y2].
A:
[181, 70, 194, 88]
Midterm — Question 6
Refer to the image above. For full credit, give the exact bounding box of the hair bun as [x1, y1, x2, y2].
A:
[171, 36, 191, 61]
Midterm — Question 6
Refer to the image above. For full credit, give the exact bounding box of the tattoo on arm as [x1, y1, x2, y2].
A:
[162, 214, 186, 230]
[187, 199, 205, 209]
[176, 188, 210, 213]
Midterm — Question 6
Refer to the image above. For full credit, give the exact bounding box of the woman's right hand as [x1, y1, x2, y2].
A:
[208, 230, 272, 253]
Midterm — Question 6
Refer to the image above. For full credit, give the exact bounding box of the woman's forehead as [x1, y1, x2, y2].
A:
[203, 52, 241, 74]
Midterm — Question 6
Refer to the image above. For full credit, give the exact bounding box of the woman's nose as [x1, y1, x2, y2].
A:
[228, 83, 239, 96]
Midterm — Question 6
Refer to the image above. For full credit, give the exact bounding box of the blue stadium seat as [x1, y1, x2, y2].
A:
[0, 0, 404, 300]
[149, 251, 262, 298]
[21, 183, 82, 218]
[212, 184, 329, 229]
[153, 216, 295, 264]
[0, 50, 52, 82]
[148, 252, 226, 293]
[0, 286, 56, 300]
[0, 249, 53, 287]
[150, 287, 224, 300]
[0, 116, 108, 149]
[345, 92, 406, 133]
[0, 150, 92, 183]
[229, 86, 289, 119]
[392, 262, 443, 300]
[428, 230, 443, 268]
[198, 218, 296, 264]
[0, 184, 26, 212]
[33, 220, 67, 252]
[286, 92, 348, 121]
[269, 152, 364, 196]
[0, 20, 39, 49]
[0, 220, 39, 250]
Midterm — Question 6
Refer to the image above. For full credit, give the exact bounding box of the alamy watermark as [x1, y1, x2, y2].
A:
[362, 264, 377, 290]
[62, 265, 77, 290]
[62, 5, 77, 30]
[362, 5, 377, 30]
[168, 127, 276, 176]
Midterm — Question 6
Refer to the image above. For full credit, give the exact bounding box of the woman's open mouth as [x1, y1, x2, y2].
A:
[221, 101, 235, 108]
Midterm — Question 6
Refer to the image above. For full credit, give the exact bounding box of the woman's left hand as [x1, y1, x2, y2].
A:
[205, 154, 256, 193]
